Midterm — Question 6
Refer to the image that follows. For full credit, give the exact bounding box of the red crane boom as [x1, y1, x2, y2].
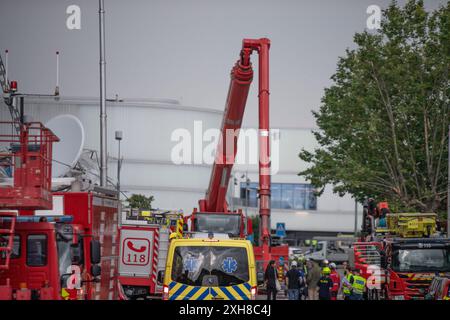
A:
[196, 38, 272, 266]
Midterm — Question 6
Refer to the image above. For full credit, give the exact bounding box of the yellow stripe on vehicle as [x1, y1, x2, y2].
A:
[169, 282, 184, 299]
[168, 282, 252, 300]
[189, 287, 209, 300]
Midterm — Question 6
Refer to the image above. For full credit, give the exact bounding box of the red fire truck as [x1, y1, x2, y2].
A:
[0, 121, 120, 300]
[352, 202, 450, 300]
[118, 209, 183, 299]
[185, 38, 289, 271]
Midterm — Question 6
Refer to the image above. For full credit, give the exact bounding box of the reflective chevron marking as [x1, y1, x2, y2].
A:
[170, 283, 187, 300]
[168, 281, 251, 300]
[232, 284, 249, 300]
[169, 281, 177, 290]
[183, 286, 201, 300]
[220, 287, 236, 300]
[197, 288, 210, 300]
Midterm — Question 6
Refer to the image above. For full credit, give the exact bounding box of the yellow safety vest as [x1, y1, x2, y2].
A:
[352, 275, 366, 295]
[343, 274, 353, 295]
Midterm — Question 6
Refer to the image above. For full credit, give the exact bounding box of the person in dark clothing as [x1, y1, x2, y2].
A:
[264, 260, 278, 300]
[286, 261, 301, 300]
[317, 267, 333, 300]
[297, 264, 307, 300]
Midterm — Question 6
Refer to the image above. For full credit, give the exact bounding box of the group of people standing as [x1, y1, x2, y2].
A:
[264, 259, 367, 300]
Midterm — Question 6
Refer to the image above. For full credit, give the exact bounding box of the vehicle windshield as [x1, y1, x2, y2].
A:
[0, 235, 20, 259]
[194, 214, 241, 237]
[56, 237, 72, 287]
[392, 248, 450, 272]
[171, 246, 249, 287]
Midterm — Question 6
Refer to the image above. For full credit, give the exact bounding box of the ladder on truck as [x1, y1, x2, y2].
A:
[354, 243, 381, 267]
[0, 212, 16, 270]
[353, 242, 386, 300]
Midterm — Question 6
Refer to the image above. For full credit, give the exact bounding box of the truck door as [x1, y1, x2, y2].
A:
[119, 227, 155, 283]
[155, 228, 170, 294]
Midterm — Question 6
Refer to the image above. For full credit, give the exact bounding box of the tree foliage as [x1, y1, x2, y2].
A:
[127, 194, 155, 209]
[299, 0, 449, 213]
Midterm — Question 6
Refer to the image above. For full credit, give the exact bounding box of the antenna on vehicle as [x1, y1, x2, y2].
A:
[4, 49, 8, 88]
[55, 51, 60, 96]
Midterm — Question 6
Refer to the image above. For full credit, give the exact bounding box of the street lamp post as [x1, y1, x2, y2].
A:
[99, 0, 108, 187]
[115, 130, 123, 193]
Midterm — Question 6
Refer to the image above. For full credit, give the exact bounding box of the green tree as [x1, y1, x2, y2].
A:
[299, 0, 449, 213]
[127, 194, 154, 209]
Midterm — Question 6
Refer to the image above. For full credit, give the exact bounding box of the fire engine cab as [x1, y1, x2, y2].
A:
[352, 201, 450, 300]
[0, 121, 120, 300]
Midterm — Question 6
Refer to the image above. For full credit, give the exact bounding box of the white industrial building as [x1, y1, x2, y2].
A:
[1, 96, 363, 240]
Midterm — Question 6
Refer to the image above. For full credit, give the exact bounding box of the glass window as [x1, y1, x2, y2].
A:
[171, 246, 249, 286]
[239, 182, 317, 211]
[27, 234, 48, 266]
[307, 188, 317, 210]
[194, 213, 241, 237]
[293, 184, 306, 210]
[281, 184, 294, 209]
[271, 184, 282, 208]
[57, 240, 72, 281]
[0, 235, 20, 259]
[392, 248, 450, 272]
[240, 182, 257, 207]
[248, 183, 258, 207]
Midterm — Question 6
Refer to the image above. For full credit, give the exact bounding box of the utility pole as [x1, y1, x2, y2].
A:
[115, 131, 123, 193]
[99, 0, 108, 187]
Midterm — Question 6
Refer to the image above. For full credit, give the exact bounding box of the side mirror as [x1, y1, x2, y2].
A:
[90, 240, 101, 265]
[60, 273, 71, 288]
[70, 244, 82, 265]
[157, 270, 165, 285]
[91, 264, 101, 278]
[257, 271, 264, 285]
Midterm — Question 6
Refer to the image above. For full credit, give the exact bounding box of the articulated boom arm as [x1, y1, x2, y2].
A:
[199, 41, 254, 213]
[198, 38, 272, 257]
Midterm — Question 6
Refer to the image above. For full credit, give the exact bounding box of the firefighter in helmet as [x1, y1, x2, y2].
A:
[317, 267, 333, 300]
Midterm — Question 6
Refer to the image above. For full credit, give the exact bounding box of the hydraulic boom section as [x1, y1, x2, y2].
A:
[198, 38, 273, 266]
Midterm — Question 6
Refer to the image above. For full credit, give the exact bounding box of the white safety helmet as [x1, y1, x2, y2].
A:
[291, 261, 298, 267]
[329, 262, 337, 269]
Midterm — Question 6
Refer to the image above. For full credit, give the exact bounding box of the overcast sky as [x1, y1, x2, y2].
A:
[0, 0, 446, 128]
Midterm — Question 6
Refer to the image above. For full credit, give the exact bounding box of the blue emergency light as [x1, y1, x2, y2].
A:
[1, 215, 74, 223]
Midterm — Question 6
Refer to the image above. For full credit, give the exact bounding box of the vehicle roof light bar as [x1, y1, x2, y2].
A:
[1, 215, 74, 223]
